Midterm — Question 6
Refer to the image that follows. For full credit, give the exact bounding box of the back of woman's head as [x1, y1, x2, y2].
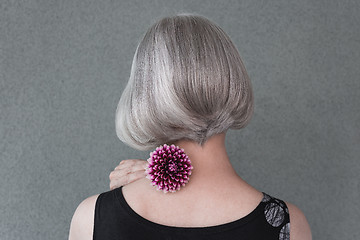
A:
[116, 14, 253, 150]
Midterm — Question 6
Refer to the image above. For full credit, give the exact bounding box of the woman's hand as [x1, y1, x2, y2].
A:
[109, 159, 148, 190]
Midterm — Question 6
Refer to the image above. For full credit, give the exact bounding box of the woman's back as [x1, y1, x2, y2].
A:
[122, 175, 263, 227]
[69, 136, 311, 240]
[91, 134, 298, 239]
[93, 178, 290, 240]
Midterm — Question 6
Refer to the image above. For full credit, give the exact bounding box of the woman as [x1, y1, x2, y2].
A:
[69, 14, 311, 240]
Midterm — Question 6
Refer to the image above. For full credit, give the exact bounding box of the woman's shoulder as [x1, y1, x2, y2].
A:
[68, 194, 99, 240]
[260, 192, 312, 240]
[285, 201, 312, 240]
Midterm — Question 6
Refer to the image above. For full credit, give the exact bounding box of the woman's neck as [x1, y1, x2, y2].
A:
[172, 132, 240, 191]
[122, 132, 262, 227]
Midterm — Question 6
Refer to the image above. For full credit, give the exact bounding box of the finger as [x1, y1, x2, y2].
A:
[109, 168, 129, 181]
[119, 159, 137, 165]
[116, 159, 141, 169]
[119, 159, 145, 165]
[128, 161, 148, 172]
[110, 177, 125, 190]
[127, 169, 147, 183]
[109, 170, 147, 190]
[109, 164, 147, 182]
[115, 159, 148, 171]
[109, 174, 129, 190]
[110, 166, 145, 181]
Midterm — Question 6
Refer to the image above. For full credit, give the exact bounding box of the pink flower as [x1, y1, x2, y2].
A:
[146, 144, 193, 193]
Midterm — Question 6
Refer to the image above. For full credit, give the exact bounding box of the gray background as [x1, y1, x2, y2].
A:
[1, 0, 359, 239]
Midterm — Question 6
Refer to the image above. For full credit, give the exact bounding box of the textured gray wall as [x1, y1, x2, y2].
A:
[1, 0, 359, 239]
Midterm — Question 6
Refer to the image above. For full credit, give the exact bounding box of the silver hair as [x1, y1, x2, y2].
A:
[115, 14, 253, 151]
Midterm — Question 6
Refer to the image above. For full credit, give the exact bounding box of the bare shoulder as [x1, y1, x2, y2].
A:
[68, 194, 99, 240]
[285, 201, 312, 240]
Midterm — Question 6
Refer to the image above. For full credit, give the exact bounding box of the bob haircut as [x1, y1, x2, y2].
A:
[116, 14, 253, 151]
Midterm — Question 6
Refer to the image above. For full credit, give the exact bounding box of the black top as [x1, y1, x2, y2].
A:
[93, 187, 290, 240]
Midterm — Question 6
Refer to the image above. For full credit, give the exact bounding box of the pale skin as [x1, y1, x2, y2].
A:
[69, 133, 312, 240]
